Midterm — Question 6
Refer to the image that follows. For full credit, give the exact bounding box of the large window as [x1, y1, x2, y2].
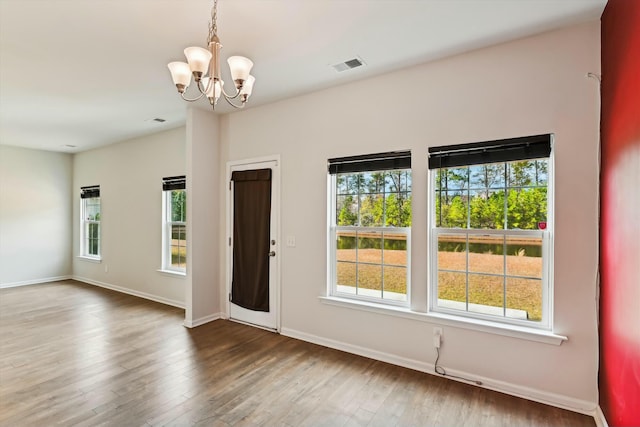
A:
[80, 185, 101, 259]
[328, 151, 411, 305]
[162, 176, 186, 273]
[429, 135, 553, 329]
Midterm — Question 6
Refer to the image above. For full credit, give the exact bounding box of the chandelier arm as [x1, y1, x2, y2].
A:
[220, 85, 242, 100]
[180, 90, 207, 102]
[198, 78, 214, 95]
[221, 94, 246, 109]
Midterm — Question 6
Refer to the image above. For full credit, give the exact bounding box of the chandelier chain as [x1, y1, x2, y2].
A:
[208, 0, 219, 44]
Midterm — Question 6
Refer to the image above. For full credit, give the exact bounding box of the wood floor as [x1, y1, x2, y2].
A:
[0, 280, 595, 427]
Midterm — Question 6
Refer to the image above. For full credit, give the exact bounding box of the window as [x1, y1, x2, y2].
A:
[80, 185, 101, 258]
[328, 151, 411, 305]
[428, 134, 553, 329]
[162, 176, 186, 273]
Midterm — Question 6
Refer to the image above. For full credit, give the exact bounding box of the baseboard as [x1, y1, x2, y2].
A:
[594, 406, 609, 427]
[0, 275, 72, 289]
[280, 327, 598, 417]
[73, 276, 185, 309]
[183, 313, 222, 328]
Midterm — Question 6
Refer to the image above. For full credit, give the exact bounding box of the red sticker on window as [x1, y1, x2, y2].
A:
[538, 222, 547, 230]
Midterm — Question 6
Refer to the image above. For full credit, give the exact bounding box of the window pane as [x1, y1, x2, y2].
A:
[358, 231, 382, 264]
[534, 160, 548, 186]
[89, 223, 99, 239]
[89, 238, 98, 255]
[336, 195, 358, 226]
[442, 167, 469, 190]
[506, 188, 547, 230]
[437, 234, 466, 271]
[171, 224, 186, 268]
[359, 195, 383, 227]
[337, 174, 357, 195]
[439, 192, 468, 228]
[506, 236, 543, 278]
[357, 264, 382, 293]
[506, 277, 542, 321]
[468, 274, 504, 315]
[85, 198, 100, 220]
[337, 261, 356, 288]
[361, 172, 385, 194]
[508, 161, 537, 188]
[437, 271, 466, 308]
[469, 190, 505, 229]
[469, 163, 505, 189]
[384, 193, 411, 227]
[435, 190, 443, 227]
[468, 234, 504, 275]
[336, 231, 356, 262]
[171, 190, 186, 222]
[383, 266, 407, 300]
[382, 232, 407, 266]
[384, 170, 407, 193]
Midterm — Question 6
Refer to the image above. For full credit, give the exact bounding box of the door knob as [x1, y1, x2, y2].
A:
[268, 251, 276, 257]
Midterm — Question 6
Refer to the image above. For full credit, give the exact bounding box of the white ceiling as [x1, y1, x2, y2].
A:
[0, 0, 606, 153]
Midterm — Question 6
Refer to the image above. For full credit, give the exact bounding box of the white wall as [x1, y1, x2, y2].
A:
[185, 107, 221, 326]
[0, 146, 73, 286]
[217, 22, 601, 410]
[72, 126, 186, 306]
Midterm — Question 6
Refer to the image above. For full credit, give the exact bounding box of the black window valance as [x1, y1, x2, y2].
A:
[80, 185, 100, 199]
[428, 134, 552, 169]
[162, 175, 186, 191]
[328, 150, 411, 174]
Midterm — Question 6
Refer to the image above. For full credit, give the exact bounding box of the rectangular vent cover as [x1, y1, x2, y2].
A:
[332, 57, 365, 72]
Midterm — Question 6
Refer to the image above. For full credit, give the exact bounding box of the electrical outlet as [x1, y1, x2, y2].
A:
[286, 235, 296, 247]
[433, 327, 443, 348]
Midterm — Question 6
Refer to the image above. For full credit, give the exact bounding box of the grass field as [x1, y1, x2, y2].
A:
[337, 249, 542, 320]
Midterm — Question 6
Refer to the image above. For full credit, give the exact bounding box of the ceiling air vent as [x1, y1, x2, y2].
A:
[331, 57, 365, 73]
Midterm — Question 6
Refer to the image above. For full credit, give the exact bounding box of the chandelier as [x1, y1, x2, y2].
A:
[167, 0, 255, 110]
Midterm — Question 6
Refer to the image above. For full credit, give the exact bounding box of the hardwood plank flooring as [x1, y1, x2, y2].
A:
[0, 280, 595, 426]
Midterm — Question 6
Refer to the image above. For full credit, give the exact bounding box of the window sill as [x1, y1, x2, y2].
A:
[319, 296, 567, 346]
[77, 255, 101, 263]
[157, 269, 186, 278]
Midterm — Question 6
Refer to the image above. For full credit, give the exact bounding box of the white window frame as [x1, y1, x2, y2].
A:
[162, 188, 186, 274]
[80, 195, 101, 260]
[328, 168, 412, 307]
[428, 147, 554, 331]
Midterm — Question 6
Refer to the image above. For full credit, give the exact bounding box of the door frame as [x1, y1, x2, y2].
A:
[225, 155, 281, 332]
